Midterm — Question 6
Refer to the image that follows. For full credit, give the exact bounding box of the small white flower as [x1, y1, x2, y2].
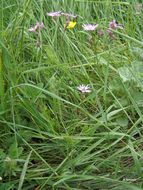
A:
[77, 84, 91, 93]
[0, 177, 2, 181]
[28, 26, 37, 32]
[82, 24, 98, 31]
[28, 22, 44, 32]
[61, 13, 77, 19]
[47, 11, 61, 17]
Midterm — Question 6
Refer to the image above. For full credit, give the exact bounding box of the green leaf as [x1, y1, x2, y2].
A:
[116, 116, 128, 127]
[8, 142, 23, 159]
[118, 66, 134, 82]
[132, 91, 143, 106]
[8, 142, 18, 159]
[131, 47, 143, 60]
[18, 151, 32, 190]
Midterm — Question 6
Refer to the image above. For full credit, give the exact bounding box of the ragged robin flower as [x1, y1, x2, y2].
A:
[77, 84, 91, 93]
[97, 29, 104, 37]
[107, 20, 124, 39]
[82, 24, 98, 31]
[28, 22, 44, 33]
[61, 13, 77, 19]
[47, 11, 62, 18]
[109, 20, 124, 30]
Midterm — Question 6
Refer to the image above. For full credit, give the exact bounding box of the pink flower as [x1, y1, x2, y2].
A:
[107, 28, 115, 39]
[47, 11, 61, 17]
[82, 24, 98, 31]
[77, 85, 91, 93]
[97, 29, 104, 37]
[28, 22, 44, 32]
[61, 13, 77, 19]
[107, 20, 123, 39]
[109, 20, 124, 30]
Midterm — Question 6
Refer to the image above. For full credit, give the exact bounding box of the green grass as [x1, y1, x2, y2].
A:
[0, 0, 143, 189]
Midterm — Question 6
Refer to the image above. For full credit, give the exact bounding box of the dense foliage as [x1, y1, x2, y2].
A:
[0, 0, 143, 189]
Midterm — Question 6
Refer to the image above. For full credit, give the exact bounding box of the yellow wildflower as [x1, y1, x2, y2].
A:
[66, 21, 77, 29]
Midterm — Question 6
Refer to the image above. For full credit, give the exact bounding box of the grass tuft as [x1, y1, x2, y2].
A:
[0, 0, 143, 189]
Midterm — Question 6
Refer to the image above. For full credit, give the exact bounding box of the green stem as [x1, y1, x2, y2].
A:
[0, 49, 4, 109]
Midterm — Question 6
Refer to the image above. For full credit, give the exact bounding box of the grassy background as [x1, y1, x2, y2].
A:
[0, 0, 143, 189]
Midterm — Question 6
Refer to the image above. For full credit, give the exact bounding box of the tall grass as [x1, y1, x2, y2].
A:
[0, 0, 143, 189]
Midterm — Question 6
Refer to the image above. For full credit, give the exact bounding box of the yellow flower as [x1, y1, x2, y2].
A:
[66, 21, 77, 29]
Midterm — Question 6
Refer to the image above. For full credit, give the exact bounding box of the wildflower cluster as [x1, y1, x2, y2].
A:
[28, 11, 99, 32]
[28, 11, 123, 36]
[28, 11, 124, 94]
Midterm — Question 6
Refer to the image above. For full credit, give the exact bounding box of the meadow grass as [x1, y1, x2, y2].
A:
[0, 0, 143, 189]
